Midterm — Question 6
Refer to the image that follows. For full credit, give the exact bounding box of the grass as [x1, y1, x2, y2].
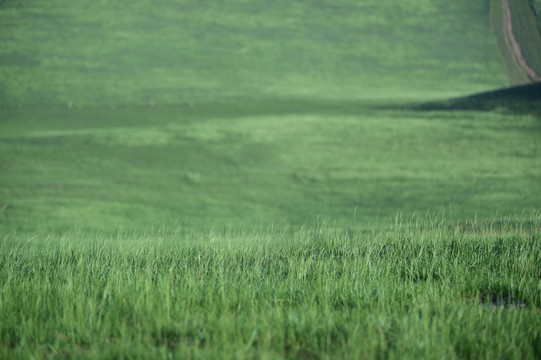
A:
[508, 0, 541, 75]
[0, 0, 507, 107]
[491, 0, 541, 85]
[1, 0, 541, 358]
[491, 0, 531, 85]
[2, 102, 541, 234]
[1, 100, 541, 358]
[1, 217, 540, 359]
[533, 0, 541, 31]
[413, 82, 541, 113]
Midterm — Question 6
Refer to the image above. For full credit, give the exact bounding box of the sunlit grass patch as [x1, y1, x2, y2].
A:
[1, 216, 540, 359]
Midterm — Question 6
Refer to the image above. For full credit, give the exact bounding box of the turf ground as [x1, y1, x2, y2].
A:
[0, 0, 507, 106]
[1, 0, 540, 359]
[1, 102, 541, 234]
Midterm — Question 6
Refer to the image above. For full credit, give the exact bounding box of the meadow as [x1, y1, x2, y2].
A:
[0, 0, 508, 106]
[1, 0, 541, 358]
[2, 99, 540, 359]
[1, 102, 541, 234]
[1, 219, 540, 359]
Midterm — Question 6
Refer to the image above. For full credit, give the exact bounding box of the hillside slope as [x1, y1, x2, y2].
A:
[2, 103, 540, 234]
[415, 82, 541, 113]
[534, 0, 541, 31]
[0, 0, 506, 107]
[492, 0, 541, 85]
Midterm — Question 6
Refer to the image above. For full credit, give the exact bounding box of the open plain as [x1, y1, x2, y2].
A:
[1, 0, 540, 358]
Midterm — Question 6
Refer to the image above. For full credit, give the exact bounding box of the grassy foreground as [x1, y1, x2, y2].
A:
[2, 216, 540, 359]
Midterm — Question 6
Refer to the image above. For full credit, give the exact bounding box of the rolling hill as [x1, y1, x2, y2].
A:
[491, 0, 541, 85]
[1, 0, 539, 234]
[0, 0, 508, 107]
[1, 2, 541, 358]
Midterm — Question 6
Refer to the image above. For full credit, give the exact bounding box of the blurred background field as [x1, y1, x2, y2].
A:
[1, 102, 540, 234]
[1, 0, 539, 234]
[0, 0, 507, 107]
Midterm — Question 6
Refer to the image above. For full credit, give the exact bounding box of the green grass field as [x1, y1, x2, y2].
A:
[1, 0, 541, 359]
[0, 0, 507, 106]
[491, 0, 541, 85]
[1, 102, 541, 234]
[2, 220, 541, 359]
[508, 0, 541, 75]
[530, 0, 541, 33]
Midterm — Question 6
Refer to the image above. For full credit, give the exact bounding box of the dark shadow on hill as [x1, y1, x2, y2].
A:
[411, 82, 541, 115]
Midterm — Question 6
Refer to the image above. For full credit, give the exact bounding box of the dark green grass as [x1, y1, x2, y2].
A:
[413, 82, 541, 114]
[491, 0, 532, 85]
[533, 0, 541, 31]
[509, 0, 541, 75]
[0, 0, 506, 107]
[1, 218, 540, 359]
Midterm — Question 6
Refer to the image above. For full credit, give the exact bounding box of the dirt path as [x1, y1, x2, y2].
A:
[503, 0, 541, 81]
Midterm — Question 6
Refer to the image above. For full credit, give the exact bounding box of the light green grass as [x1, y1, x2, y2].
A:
[1, 1, 540, 358]
[1, 217, 540, 359]
[1, 103, 540, 234]
[2, 102, 540, 358]
[490, 0, 541, 85]
[0, 0, 507, 107]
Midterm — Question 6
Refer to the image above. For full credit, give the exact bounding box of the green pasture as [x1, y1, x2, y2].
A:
[1, 103, 540, 234]
[491, 0, 530, 85]
[1, 219, 541, 359]
[2, 101, 541, 358]
[1, 0, 541, 358]
[508, 0, 541, 75]
[532, 0, 541, 31]
[491, 0, 541, 85]
[0, 0, 507, 107]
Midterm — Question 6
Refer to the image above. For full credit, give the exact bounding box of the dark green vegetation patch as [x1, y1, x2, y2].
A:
[530, 0, 541, 33]
[414, 82, 541, 114]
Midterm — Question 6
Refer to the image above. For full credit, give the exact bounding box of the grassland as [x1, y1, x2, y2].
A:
[491, 0, 530, 84]
[2, 219, 541, 359]
[1, 100, 541, 359]
[532, 0, 541, 30]
[491, 0, 541, 85]
[1, 0, 541, 359]
[0, 0, 507, 107]
[507, 0, 541, 76]
[2, 103, 541, 234]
